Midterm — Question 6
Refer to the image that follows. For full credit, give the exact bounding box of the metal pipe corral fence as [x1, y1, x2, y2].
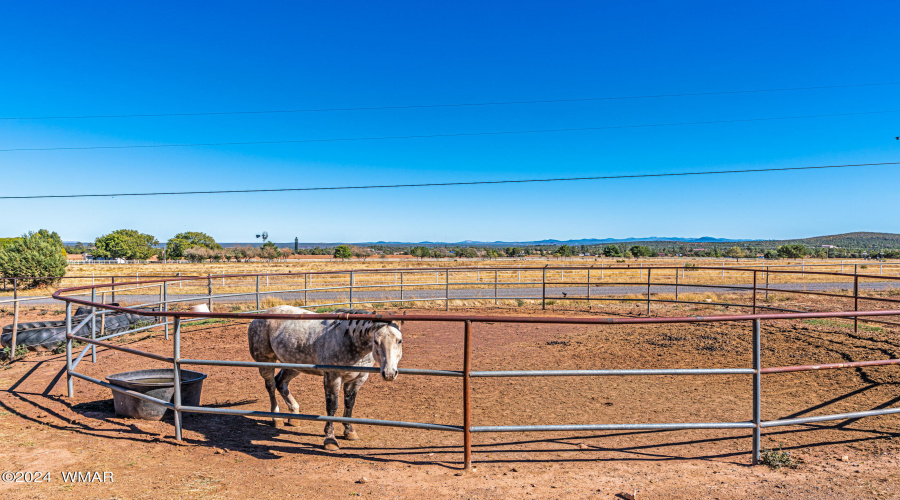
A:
[30, 265, 900, 468]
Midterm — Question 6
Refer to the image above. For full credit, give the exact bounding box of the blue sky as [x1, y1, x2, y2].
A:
[1, 1, 898, 244]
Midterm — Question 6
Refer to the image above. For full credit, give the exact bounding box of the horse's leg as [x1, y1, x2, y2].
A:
[322, 374, 343, 451]
[274, 368, 302, 426]
[258, 367, 282, 427]
[341, 373, 369, 441]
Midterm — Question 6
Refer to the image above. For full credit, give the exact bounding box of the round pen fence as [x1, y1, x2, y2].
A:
[49, 265, 900, 469]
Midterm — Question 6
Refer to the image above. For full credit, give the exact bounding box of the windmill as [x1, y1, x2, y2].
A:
[256, 231, 269, 244]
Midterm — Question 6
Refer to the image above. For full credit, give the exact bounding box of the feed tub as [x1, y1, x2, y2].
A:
[105, 368, 207, 420]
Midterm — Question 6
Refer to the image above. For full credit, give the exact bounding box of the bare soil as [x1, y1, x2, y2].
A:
[2, 302, 900, 499]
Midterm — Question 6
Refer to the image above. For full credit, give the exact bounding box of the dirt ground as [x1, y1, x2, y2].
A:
[2, 300, 900, 499]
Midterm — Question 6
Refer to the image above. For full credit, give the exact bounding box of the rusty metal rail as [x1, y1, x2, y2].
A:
[50, 266, 900, 469]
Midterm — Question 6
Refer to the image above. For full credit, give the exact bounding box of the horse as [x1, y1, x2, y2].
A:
[247, 306, 403, 450]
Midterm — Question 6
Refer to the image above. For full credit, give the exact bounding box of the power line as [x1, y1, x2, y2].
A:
[1, 161, 896, 200]
[2, 109, 899, 153]
[3, 81, 899, 120]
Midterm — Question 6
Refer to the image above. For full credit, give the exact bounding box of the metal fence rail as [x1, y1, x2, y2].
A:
[35, 266, 900, 468]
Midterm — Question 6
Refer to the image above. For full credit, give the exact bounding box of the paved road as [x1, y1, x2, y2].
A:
[22, 281, 900, 307]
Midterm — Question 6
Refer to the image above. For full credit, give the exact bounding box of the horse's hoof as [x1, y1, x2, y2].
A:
[344, 431, 360, 441]
[287, 419, 301, 427]
[272, 418, 284, 427]
[324, 439, 340, 451]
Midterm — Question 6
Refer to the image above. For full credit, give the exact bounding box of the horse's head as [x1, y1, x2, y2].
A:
[372, 322, 403, 381]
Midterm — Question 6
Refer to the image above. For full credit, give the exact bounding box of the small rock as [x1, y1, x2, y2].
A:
[578, 443, 589, 450]
[841, 455, 850, 462]
[356, 477, 369, 484]
[213, 448, 227, 455]
[510, 468, 518, 472]
[620, 493, 636, 500]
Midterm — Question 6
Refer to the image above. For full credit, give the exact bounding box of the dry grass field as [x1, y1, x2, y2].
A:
[3, 297, 900, 498]
[3, 258, 899, 301]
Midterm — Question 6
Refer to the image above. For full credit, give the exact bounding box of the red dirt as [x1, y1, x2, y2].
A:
[2, 303, 900, 498]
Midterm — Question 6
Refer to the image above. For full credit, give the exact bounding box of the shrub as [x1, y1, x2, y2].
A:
[759, 446, 801, 469]
[0, 230, 67, 288]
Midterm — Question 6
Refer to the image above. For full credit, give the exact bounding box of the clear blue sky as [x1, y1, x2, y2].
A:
[1, 1, 898, 244]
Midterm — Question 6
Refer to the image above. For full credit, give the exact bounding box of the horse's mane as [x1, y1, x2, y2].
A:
[332, 308, 397, 327]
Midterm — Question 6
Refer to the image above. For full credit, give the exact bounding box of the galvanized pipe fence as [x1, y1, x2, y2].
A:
[28, 266, 900, 468]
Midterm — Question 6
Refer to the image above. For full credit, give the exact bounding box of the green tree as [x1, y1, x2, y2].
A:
[333, 244, 352, 260]
[94, 229, 158, 260]
[724, 246, 744, 259]
[553, 245, 574, 258]
[409, 246, 431, 259]
[505, 247, 521, 257]
[602, 245, 622, 257]
[777, 244, 809, 259]
[165, 231, 221, 259]
[629, 245, 653, 257]
[0, 230, 67, 288]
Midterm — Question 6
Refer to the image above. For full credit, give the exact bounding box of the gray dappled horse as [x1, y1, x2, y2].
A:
[247, 306, 403, 450]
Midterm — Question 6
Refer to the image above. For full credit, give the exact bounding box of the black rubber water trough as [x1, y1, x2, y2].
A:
[105, 369, 207, 420]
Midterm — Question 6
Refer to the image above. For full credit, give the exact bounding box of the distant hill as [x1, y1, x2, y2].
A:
[218, 232, 900, 251]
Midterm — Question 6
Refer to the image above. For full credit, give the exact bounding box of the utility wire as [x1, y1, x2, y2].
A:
[3, 81, 899, 120]
[1, 161, 896, 200]
[2, 109, 899, 153]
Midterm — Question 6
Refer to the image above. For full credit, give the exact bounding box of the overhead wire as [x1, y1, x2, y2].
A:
[1, 161, 896, 200]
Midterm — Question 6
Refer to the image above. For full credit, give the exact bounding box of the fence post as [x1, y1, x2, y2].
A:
[173, 316, 183, 441]
[675, 268, 679, 302]
[494, 270, 498, 306]
[65, 302, 73, 397]
[256, 275, 261, 311]
[463, 320, 472, 470]
[854, 271, 859, 334]
[400, 272, 404, 305]
[752, 270, 757, 314]
[646, 267, 652, 315]
[350, 271, 355, 308]
[304, 274, 308, 307]
[10, 278, 18, 361]
[111, 276, 116, 304]
[587, 268, 591, 310]
[752, 318, 761, 464]
[91, 287, 97, 362]
[163, 281, 169, 340]
[445, 269, 450, 311]
[542, 267, 547, 310]
[207, 274, 213, 312]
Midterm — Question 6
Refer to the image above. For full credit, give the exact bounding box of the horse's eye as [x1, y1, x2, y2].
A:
[398, 339, 403, 344]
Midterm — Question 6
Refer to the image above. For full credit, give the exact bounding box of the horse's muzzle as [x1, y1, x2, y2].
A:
[381, 368, 398, 381]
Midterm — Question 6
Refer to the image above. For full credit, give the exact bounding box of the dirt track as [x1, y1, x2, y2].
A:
[2, 302, 900, 498]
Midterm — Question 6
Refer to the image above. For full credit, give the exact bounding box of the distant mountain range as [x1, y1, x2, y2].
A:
[218, 232, 900, 250]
